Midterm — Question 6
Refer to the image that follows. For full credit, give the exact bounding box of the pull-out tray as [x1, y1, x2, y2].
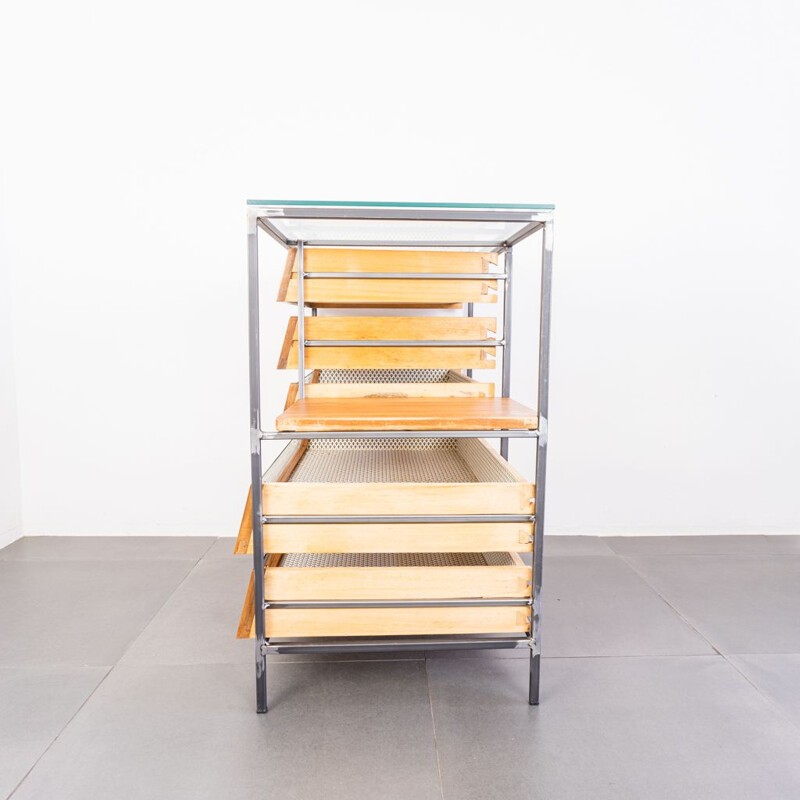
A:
[279, 316, 498, 371]
[277, 247, 499, 308]
[237, 551, 532, 639]
[275, 397, 538, 432]
[286, 369, 495, 403]
[235, 437, 535, 556]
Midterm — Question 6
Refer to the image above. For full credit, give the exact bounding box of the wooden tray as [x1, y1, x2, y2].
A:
[277, 247, 498, 308]
[285, 369, 495, 404]
[278, 316, 497, 371]
[237, 556, 532, 639]
[275, 397, 538, 432]
[234, 437, 534, 555]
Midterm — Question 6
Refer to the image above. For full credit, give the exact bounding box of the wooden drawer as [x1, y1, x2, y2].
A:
[286, 369, 495, 403]
[278, 316, 497, 371]
[237, 567, 531, 639]
[235, 438, 533, 554]
[264, 552, 531, 600]
[260, 521, 533, 555]
[277, 247, 498, 308]
[263, 607, 530, 638]
[263, 438, 532, 516]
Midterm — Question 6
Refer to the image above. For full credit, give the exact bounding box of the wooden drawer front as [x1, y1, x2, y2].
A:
[234, 438, 534, 554]
[262, 482, 532, 516]
[300, 248, 498, 273]
[264, 554, 531, 601]
[282, 345, 495, 371]
[277, 247, 499, 308]
[299, 368, 495, 400]
[260, 522, 534, 554]
[302, 380, 495, 399]
[278, 316, 497, 371]
[275, 397, 537, 432]
[263, 606, 530, 638]
[283, 277, 496, 306]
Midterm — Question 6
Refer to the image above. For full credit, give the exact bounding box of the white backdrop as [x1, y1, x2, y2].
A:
[1, 0, 799, 538]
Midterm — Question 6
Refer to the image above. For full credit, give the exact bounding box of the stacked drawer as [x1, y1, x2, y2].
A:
[236, 248, 536, 643]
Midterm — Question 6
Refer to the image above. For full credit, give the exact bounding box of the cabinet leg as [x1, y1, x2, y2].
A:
[256, 641, 268, 713]
[528, 651, 540, 705]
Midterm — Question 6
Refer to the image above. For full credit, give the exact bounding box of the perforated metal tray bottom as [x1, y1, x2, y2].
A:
[318, 369, 456, 384]
[289, 438, 516, 484]
[278, 552, 514, 567]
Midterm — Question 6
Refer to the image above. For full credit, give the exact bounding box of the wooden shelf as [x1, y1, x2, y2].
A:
[277, 247, 498, 308]
[275, 397, 538, 432]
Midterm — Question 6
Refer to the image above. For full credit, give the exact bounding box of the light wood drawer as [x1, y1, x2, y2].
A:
[261, 437, 534, 517]
[283, 369, 494, 409]
[236, 556, 532, 639]
[263, 606, 530, 638]
[277, 247, 499, 308]
[264, 552, 531, 600]
[260, 521, 533, 554]
[234, 438, 534, 555]
[278, 317, 498, 371]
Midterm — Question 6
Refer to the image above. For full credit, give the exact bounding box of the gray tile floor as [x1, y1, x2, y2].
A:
[1, 534, 800, 799]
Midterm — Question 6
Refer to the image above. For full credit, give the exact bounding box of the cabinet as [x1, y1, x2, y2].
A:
[239, 201, 554, 712]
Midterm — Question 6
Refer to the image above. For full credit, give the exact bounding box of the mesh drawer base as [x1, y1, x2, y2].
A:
[318, 369, 451, 383]
[278, 552, 515, 567]
[289, 438, 516, 483]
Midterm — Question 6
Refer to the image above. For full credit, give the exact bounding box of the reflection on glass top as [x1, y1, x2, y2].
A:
[247, 199, 554, 210]
[249, 200, 553, 247]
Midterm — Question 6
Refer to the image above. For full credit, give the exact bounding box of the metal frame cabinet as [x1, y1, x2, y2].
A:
[245, 201, 554, 713]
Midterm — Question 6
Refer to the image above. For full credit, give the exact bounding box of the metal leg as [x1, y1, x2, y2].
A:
[529, 651, 541, 705]
[500, 247, 513, 459]
[248, 215, 268, 713]
[529, 220, 553, 705]
[296, 242, 306, 399]
[465, 302, 474, 378]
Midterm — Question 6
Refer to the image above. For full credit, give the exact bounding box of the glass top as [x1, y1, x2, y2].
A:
[247, 199, 554, 210]
[248, 200, 553, 247]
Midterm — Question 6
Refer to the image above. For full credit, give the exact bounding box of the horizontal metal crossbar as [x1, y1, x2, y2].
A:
[264, 637, 533, 654]
[261, 208, 540, 223]
[303, 339, 503, 347]
[302, 271, 507, 280]
[301, 240, 507, 249]
[261, 514, 535, 524]
[264, 598, 531, 610]
[261, 430, 538, 440]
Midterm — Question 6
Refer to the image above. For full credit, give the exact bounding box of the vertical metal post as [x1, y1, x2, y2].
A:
[248, 215, 268, 713]
[296, 242, 306, 399]
[465, 302, 474, 378]
[530, 220, 553, 705]
[500, 247, 513, 460]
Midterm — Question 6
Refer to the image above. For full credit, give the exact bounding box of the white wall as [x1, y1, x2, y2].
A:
[1, 0, 799, 536]
[0, 193, 23, 547]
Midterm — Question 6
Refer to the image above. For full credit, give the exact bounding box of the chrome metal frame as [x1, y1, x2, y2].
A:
[303, 272, 508, 279]
[500, 247, 513, 460]
[530, 219, 553, 705]
[246, 203, 554, 712]
[303, 340, 503, 347]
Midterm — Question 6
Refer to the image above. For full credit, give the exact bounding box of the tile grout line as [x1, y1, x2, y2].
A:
[718, 653, 800, 738]
[424, 659, 446, 800]
[6, 665, 113, 800]
[615, 553, 724, 657]
[6, 538, 218, 800]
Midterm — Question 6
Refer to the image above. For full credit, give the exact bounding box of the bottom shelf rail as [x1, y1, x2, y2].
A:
[263, 634, 533, 655]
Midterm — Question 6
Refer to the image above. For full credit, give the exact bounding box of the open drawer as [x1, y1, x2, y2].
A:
[266, 551, 530, 600]
[278, 316, 497, 371]
[277, 247, 498, 308]
[285, 369, 495, 407]
[237, 553, 532, 639]
[234, 437, 535, 555]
